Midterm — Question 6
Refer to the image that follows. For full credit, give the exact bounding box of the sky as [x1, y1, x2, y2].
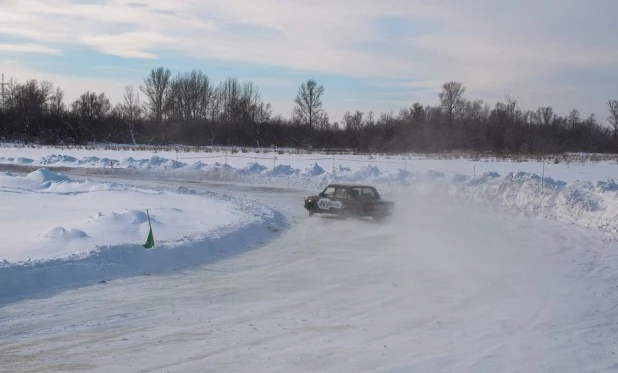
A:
[0, 0, 617, 122]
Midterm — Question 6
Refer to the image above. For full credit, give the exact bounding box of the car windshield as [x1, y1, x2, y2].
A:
[322, 187, 336, 198]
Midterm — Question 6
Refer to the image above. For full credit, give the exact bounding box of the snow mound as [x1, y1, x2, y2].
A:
[17, 157, 35, 164]
[25, 168, 70, 184]
[203, 162, 236, 175]
[78, 156, 115, 166]
[91, 210, 151, 225]
[0, 156, 35, 164]
[332, 165, 352, 174]
[374, 169, 411, 183]
[596, 179, 618, 192]
[352, 165, 382, 179]
[40, 154, 78, 164]
[301, 162, 325, 176]
[241, 162, 268, 174]
[120, 156, 184, 169]
[43, 227, 89, 239]
[267, 164, 299, 176]
[181, 161, 207, 171]
[408, 171, 618, 233]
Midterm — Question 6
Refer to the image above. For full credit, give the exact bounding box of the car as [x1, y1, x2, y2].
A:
[304, 183, 394, 220]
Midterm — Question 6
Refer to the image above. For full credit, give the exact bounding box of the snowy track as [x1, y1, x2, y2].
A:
[2, 175, 618, 372]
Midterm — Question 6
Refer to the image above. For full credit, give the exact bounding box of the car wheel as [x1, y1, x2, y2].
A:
[341, 208, 354, 219]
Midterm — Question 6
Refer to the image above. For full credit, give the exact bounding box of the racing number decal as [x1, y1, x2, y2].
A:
[317, 198, 331, 209]
[317, 198, 343, 210]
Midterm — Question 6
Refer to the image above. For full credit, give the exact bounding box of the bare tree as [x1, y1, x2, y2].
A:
[49, 87, 65, 117]
[568, 109, 580, 130]
[207, 87, 223, 145]
[608, 100, 618, 143]
[4, 79, 53, 142]
[140, 67, 171, 124]
[439, 81, 466, 128]
[71, 91, 111, 120]
[537, 107, 555, 127]
[218, 77, 242, 129]
[294, 79, 325, 128]
[166, 69, 213, 122]
[342, 110, 364, 148]
[70, 91, 112, 142]
[122, 85, 142, 144]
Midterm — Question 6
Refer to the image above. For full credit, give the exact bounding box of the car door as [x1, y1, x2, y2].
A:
[317, 186, 337, 211]
[332, 187, 348, 211]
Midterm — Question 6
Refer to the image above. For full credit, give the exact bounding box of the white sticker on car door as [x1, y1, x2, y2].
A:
[317, 198, 343, 210]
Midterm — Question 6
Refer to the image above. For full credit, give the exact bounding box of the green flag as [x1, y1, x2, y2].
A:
[143, 209, 155, 249]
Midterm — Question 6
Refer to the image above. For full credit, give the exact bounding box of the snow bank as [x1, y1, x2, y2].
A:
[25, 167, 71, 183]
[43, 227, 89, 239]
[3, 152, 618, 235]
[0, 169, 286, 303]
[404, 171, 618, 234]
[121, 156, 184, 169]
[0, 168, 126, 193]
[0, 156, 35, 164]
[301, 162, 325, 177]
[81, 157, 618, 235]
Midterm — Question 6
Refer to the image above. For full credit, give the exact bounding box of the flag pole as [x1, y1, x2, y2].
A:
[143, 209, 155, 249]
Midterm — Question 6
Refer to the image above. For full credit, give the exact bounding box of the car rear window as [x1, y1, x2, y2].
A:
[362, 188, 376, 198]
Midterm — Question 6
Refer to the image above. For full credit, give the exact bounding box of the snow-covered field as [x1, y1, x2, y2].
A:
[0, 168, 285, 302]
[2, 144, 618, 372]
[1, 144, 617, 234]
[1, 144, 617, 183]
[2, 180, 618, 372]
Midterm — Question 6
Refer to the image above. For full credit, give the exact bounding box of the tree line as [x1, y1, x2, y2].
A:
[1, 66, 617, 154]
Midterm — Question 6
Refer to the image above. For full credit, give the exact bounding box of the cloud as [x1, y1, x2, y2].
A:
[0, 60, 135, 105]
[0, 43, 61, 55]
[1, 0, 615, 84]
[0, 0, 615, 118]
[243, 77, 297, 88]
[81, 32, 175, 59]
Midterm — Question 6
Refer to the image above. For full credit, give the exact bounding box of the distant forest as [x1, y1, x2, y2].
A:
[1, 66, 617, 154]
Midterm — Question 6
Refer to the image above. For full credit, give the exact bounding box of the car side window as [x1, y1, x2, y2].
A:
[322, 187, 336, 198]
[351, 187, 362, 198]
[334, 188, 347, 198]
[362, 188, 376, 198]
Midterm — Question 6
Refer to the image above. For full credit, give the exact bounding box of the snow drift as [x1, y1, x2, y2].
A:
[3, 152, 618, 235]
[55, 155, 618, 235]
[0, 169, 287, 303]
[404, 171, 618, 234]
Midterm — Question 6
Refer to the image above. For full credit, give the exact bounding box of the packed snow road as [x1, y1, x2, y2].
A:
[1, 174, 617, 372]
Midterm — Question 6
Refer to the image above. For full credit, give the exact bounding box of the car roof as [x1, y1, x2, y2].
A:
[325, 183, 377, 188]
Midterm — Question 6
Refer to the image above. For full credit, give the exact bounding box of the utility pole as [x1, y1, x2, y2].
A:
[0, 74, 8, 111]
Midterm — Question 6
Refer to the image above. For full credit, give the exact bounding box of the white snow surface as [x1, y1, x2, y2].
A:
[0, 169, 285, 301]
[1, 146, 618, 372]
[3, 145, 618, 234]
[1, 145, 617, 182]
[2, 184, 618, 372]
